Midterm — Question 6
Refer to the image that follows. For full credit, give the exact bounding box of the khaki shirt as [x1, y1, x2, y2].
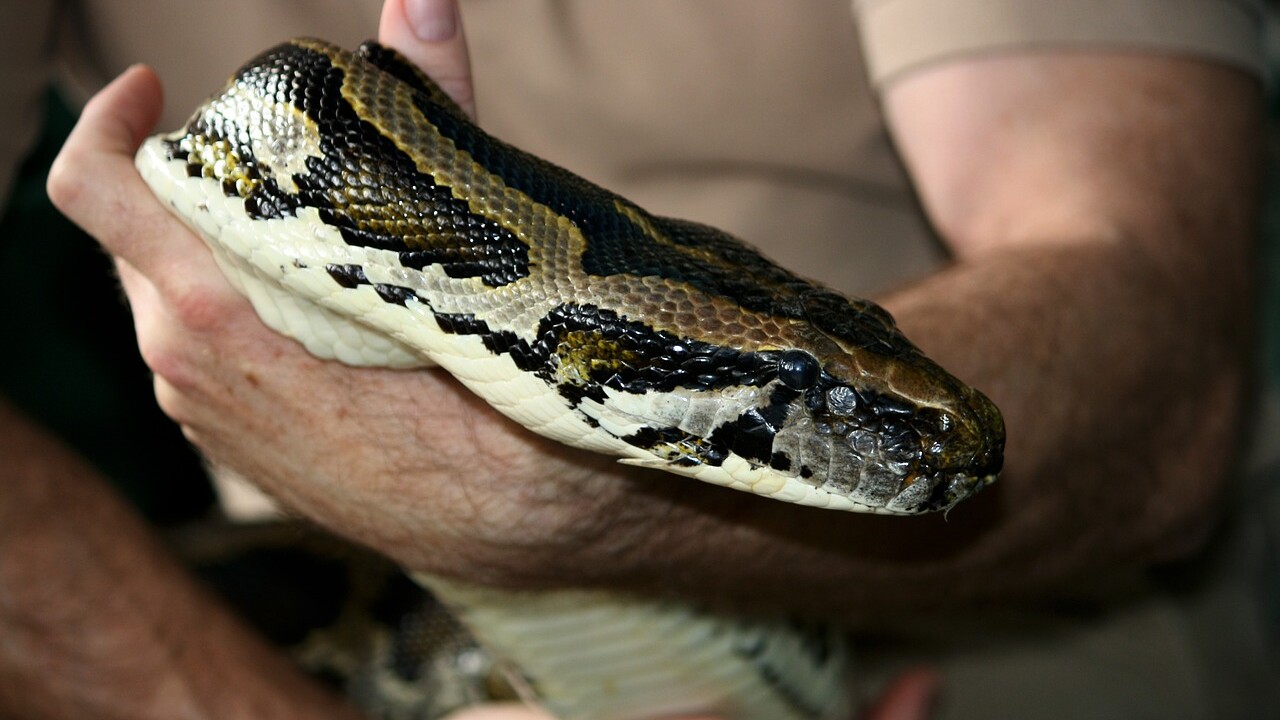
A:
[0, 0, 1263, 297]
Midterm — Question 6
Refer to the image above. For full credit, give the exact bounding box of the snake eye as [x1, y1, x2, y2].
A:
[777, 350, 821, 390]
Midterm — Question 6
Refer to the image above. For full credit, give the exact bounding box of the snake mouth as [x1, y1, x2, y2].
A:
[912, 388, 1005, 511]
[921, 470, 998, 512]
[895, 439, 1001, 513]
[878, 467, 996, 515]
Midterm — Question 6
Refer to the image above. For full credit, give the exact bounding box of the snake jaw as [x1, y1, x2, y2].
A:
[905, 386, 1005, 511]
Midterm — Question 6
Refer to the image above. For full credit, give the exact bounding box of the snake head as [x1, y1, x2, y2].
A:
[749, 289, 1005, 514]
[773, 345, 1004, 514]
[605, 289, 1005, 515]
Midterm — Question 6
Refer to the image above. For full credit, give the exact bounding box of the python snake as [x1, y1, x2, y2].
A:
[135, 38, 1004, 720]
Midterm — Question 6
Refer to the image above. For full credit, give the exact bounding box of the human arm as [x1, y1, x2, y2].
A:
[45, 1, 1260, 625]
[1, 4, 365, 718]
[0, 400, 365, 720]
[868, 53, 1260, 594]
[620, 51, 1260, 614]
[557, 51, 1260, 615]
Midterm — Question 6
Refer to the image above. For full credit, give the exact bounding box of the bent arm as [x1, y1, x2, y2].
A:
[878, 53, 1260, 586]
[591, 52, 1261, 619]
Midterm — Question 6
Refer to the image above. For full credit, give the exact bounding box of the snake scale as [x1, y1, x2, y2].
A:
[135, 39, 1005, 720]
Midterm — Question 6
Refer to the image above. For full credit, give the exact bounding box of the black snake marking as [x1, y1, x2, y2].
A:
[135, 38, 1006, 720]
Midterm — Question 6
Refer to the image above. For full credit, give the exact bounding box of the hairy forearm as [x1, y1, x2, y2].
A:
[581, 234, 1251, 623]
[883, 237, 1250, 581]
[0, 401, 360, 720]
[579, 57, 1260, 622]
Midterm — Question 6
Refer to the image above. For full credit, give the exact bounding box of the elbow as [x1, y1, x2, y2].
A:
[1136, 357, 1251, 564]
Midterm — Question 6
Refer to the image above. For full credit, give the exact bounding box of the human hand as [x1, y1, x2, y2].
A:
[45, 0, 659, 588]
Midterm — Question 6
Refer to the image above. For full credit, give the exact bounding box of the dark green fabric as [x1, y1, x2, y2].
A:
[0, 91, 211, 523]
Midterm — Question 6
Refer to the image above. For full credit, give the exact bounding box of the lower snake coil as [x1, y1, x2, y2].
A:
[135, 38, 1005, 720]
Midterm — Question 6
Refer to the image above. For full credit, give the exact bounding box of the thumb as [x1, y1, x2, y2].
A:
[379, 0, 477, 120]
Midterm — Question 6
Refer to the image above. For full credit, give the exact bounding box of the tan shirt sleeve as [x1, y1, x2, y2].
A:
[853, 0, 1265, 86]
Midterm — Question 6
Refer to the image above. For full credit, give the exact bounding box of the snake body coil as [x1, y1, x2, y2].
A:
[136, 39, 1004, 720]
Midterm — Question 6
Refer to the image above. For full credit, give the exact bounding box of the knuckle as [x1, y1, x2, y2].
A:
[166, 281, 231, 335]
[151, 372, 193, 424]
[177, 423, 206, 450]
[45, 152, 86, 215]
[143, 341, 200, 399]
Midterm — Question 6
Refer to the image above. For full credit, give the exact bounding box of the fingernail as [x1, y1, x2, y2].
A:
[405, 0, 458, 42]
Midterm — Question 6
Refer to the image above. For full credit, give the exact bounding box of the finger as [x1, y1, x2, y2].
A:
[117, 255, 245, 398]
[114, 258, 195, 403]
[47, 65, 207, 283]
[379, 0, 477, 119]
[60, 64, 163, 159]
[114, 259, 162, 334]
[862, 668, 942, 720]
[114, 257, 152, 309]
